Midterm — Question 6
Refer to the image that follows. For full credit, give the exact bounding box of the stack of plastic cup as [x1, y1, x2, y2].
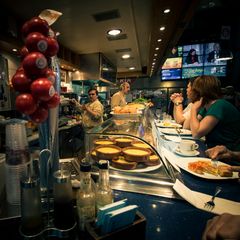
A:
[5, 121, 31, 205]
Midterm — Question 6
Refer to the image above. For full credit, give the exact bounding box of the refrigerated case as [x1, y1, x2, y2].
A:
[84, 108, 177, 198]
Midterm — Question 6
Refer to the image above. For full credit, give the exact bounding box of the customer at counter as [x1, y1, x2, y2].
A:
[70, 88, 103, 129]
[111, 82, 130, 109]
[190, 75, 240, 151]
[170, 78, 195, 129]
[205, 145, 240, 162]
[202, 213, 240, 240]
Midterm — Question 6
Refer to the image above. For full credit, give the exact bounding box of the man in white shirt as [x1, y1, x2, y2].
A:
[111, 82, 130, 109]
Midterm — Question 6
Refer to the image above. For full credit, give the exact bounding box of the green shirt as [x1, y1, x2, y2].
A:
[199, 99, 240, 151]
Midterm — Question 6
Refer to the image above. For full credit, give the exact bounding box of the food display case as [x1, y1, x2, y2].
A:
[84, 108, 178, 199]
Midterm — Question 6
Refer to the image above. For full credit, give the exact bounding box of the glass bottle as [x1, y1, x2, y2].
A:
[76, 161, 95, 231]
[96, 160, 113, 212]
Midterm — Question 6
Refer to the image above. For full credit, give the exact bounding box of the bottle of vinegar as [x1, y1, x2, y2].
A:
[96, 160, 113, 212]
[76, 161, 95, 231]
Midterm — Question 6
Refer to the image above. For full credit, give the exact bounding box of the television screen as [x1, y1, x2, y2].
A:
[182, 67, 204, 79]
[162, 57, 182, 69]
[182, 44, 204, 67]
[161, 69, 182, 80]
[204, 65, 227, 77]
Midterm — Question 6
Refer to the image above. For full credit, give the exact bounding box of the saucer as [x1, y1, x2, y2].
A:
[174, 147, 200, 157]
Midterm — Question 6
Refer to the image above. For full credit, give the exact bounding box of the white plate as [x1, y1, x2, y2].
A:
[110, 162, 162, 173]
[156, 122, 182, 128]
[160, 128, 192, 136]
[176, 157, 239, 180]
[174, 147, 199, 157]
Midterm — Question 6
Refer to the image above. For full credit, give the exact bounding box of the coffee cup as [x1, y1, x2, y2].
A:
[179, 139, 198, 152]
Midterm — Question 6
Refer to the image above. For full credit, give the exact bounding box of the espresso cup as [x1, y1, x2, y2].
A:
[179, 139, 198, 152]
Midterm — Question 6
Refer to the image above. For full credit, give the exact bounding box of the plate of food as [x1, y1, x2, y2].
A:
[159, 128, 192, 136]
[156, 121, 182, 128]
[176, 157, 239, 180]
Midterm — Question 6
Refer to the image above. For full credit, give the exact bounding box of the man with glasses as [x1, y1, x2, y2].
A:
[71, 88, 103, 128]
[111, 82, 130, 109]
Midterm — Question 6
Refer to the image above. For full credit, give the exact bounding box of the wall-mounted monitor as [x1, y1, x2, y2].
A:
[161, 69, 182, 80]
[160, 42, 228, 80]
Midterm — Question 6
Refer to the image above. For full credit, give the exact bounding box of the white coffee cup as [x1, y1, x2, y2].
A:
[179, 139, 198, 152]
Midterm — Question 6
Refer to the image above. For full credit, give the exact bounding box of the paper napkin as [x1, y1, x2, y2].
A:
[173, 179, 240, 215]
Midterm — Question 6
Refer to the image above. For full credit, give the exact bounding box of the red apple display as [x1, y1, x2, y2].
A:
[11, 72, 32, 92]
[45, 37, 59, 57]
[31, 78, 55, 101]
[15, 93, 37, 115]
[45, 68, 56, 84]
[19, 46, 29, 59]
[29, 106, 49, 123]
[44, 93, 60, 108]
[22, 17, 49, 38]
[25, 32, 48, 53]
[22, 52, 48, 76]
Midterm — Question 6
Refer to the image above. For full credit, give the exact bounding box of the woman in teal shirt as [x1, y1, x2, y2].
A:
[190, 75, 240, 151]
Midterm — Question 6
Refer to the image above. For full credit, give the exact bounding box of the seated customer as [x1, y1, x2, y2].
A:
[202, 213, 240, 240]
[190, 75, 240, 151]
[205, 145, 240, 162]
[170, 78, 195, 129]
[70, 88, 103, 129]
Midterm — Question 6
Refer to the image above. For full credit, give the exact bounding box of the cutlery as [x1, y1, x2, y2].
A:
[204, 186, 222, 210]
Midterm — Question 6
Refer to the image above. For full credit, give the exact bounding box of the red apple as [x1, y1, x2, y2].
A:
[15, 93, 37, 115]
[25, 32, 48, 53]
[31, 78, 55, 101]
[11, 72, 32, 92]
[22, 52, 48, 77]
[45, 37, 59, 57]
[44, 93, 60, 108]
[19, 46, 29, 59]
[45, 68, 56, 84]
[29, 106, 48, 123]
[22, 17, 49, 38]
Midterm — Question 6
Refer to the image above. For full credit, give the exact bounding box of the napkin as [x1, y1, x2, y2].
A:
[173, 179, 240, 215]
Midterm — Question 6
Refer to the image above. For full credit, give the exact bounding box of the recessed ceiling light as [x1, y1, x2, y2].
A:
[129, 67, 135, 70]
[163, 9, 170, 14]
[155, 47, 159, 50]
[154, 53, 158, 56]
[160, 26, 165, 31]
[107, 29, 122, 36]
[152, 62, 156, 65]
[157, 39, 162, 42]
[122, 54, 130, 59]
[153, 59, 156, 61]
[12, 48, 18, 52]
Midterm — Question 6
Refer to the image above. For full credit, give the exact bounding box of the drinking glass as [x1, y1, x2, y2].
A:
[155, 109, 162, 122]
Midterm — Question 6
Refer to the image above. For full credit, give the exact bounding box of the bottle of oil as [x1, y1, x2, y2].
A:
[76, 161, 95, 231]
[96, 160, 113, 212]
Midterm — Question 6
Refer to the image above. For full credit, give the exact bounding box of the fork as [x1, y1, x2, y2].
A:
[204, 186, 222, 210]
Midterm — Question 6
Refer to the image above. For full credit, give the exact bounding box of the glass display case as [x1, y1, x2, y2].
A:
[84, 108, 177, 199]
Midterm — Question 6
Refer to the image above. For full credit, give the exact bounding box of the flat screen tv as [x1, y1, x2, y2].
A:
[161, 69, 182, 80]
[160, 42, 228, 80]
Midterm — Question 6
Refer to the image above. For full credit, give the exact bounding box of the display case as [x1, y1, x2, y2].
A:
[84, 108, 178, 199]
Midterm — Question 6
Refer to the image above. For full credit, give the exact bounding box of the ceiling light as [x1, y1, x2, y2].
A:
[159, 26, 165, 31]
[154, 54, 158, 56]
[163, 9, 170, 14]
[157, 39, 162, 42]
[155, 47, 159, 50]
[107, 29, 122, 36]
[152, 62, 156, 65]
[122, 54, 130, 59]
[129, 67, 135, 70]
[12, 48, 18, 52]
[153, 59, 156, 61]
